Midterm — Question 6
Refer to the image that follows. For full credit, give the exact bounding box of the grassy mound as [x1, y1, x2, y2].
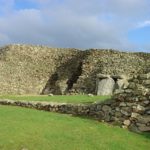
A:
[0, 44, 150, 95]
[0, 105, 149, 150]
[0, 95, 110, 103]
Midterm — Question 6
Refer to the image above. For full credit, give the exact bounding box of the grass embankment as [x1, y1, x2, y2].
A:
[0, 105, 149, 150]
[0, 95, 110, 103]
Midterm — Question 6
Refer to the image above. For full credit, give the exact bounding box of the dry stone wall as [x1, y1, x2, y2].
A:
[0, 44, 150, 95]
[112, 73, 150, 132]
[74, 50, 150, 94]
[0, 45, 82, 94]
[0, 73, 149, 133]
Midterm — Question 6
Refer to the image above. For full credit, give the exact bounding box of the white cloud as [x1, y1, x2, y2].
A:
[0, 0, 150, 51]
[0, 9, 50, 45]
[137, 20, 150, 28]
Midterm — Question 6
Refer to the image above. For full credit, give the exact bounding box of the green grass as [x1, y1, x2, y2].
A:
[0, 95, 110, 103]
[0, 105, 149, 150]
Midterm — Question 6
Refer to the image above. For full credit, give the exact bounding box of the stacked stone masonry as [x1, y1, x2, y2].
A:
[0, 73, 150, 133]
[0, 44, 150, 133]
[112, 73, 150, 132]
[0, 44, 150, 94]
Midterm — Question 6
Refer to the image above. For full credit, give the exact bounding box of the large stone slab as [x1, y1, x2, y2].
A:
[97, 74, 110, 79]
[55, 80, 68, 95]
[138, 126, 150, 132]
[116, 78, 129, 90]
[97, 77, 115, 95]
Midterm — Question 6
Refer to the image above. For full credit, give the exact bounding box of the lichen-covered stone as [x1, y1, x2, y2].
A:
[136, 105, 145, 112]
[102, 105, 112, 113]
[0, 44, 150, 94]
[123, 120, 131, 126]
[97, 77, 115, 95]
[138, 126, 150, 132]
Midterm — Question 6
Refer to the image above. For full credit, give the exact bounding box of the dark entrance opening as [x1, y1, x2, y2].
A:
[41, 73, 59, 94]
[66, 62, 83, 91]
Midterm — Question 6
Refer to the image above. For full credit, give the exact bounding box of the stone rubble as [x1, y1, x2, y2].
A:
[0, 44, 149, 133]
[0, 73, 149, 133]
[0, 44, 150, 95]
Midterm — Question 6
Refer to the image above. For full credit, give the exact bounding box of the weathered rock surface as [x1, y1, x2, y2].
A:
[0, 44, 150, 95]
[112, 73, 150, 133]
[1, 72, 150, 133]
[123, 120, 131, 126]
[0, 44, 150, 133]
[138, 126, 150, 132]
[0, 72, 150, 134]
[97, 77, 115, 95]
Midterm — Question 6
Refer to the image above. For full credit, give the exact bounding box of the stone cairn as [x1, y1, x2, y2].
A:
[1, 44, 150, 95]
[0, 73, 149, 133]
[112, 73, 150, 132]
[96, 74, 129, 95]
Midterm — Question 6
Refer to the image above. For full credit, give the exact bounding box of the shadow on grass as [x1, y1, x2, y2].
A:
[140, 132, 150, 139]
[73, 114, 150, 141]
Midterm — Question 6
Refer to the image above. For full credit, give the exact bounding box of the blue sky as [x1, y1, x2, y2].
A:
[0, 0, 150, 52]
[14, 0, 38, 10]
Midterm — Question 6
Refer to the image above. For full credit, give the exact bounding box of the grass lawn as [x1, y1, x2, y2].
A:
[0, 105, 150, 150]
[0, 95, 110, 104]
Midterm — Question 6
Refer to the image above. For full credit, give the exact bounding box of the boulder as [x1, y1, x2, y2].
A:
[121, 110, 130, 116]
[137, 116, 150, 124]
[138, 126, 150, 132]
[104, 114, 111, 122]
[48, 93, 54, 96]
[102, 105, 112, 113]
[115, 111, 122, 117]
[88, 93, 94, 97]
[129, 124, 141, 133]
[136, 105, 145, 112]
[123, 120, 131, 126]
[97, 77, 115, 95]
[131, 112, 141, 119]
[119, 102, 127, 107]
[96, 111, 105, 119]
[116, 78, 129, 90]
[55, 80, 68, 95]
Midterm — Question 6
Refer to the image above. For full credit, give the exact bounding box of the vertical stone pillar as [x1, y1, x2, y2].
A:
[96, 74, 115, 95]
